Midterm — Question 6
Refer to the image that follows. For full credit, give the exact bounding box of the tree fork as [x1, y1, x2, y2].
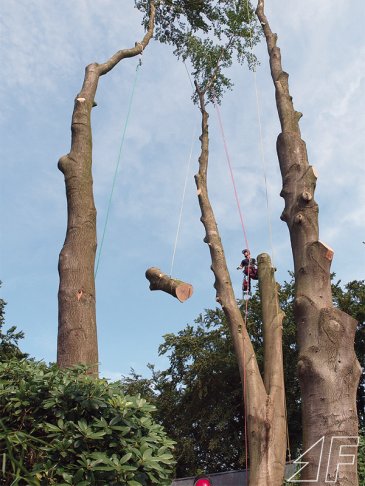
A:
[57, 2, 156, 376]
[256, 1, 361, 484]
[195, 83, 286, 485]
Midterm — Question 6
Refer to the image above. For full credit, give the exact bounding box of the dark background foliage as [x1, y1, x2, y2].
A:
[121, 277, 365, 477]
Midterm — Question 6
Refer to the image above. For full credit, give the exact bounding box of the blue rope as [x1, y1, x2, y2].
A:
[95, 61, 142, 277]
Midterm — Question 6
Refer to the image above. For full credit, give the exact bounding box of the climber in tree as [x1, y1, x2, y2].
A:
[237, 249, 258, 293]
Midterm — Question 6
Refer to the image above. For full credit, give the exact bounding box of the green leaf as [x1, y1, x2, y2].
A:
[120, 452, 133, 464]
[142, 449, 153, 461]
[73, 468, 84, 483]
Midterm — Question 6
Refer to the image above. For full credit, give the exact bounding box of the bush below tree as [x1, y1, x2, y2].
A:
[0, 360, 175, 485]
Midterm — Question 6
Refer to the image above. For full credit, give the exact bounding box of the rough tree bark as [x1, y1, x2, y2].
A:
[256, 2, 362, 484]
[145, 267, 193, 302]
[195, 83, 286, 485]
[57, 2, 156, 376]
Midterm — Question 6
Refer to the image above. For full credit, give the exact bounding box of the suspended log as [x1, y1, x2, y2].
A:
[145, 267, 193, 303]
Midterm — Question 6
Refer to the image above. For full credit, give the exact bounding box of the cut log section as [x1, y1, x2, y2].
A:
[145, 267, 193, 303]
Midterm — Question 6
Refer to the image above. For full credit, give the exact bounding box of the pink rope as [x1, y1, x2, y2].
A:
[213, 96, 250, 252]
[243, 296, 249, 476]
[213, 93, 250, 477]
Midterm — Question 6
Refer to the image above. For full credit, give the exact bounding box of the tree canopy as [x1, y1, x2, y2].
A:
[136, 0, 261, 102]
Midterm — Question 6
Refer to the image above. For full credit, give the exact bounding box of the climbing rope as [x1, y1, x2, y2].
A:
[169, 121, 197, 277]
[242, 297, 249, 477]
[245, 6, 276, 267]
[167, 62, 199, 278]
[212, 95, 250, 252]
[95, 60, 142, 277]
[183, 51, 253, 473]
[184, 60, 194, 90]
[212, 94, 251, 475]
[244, 0, 292, 463]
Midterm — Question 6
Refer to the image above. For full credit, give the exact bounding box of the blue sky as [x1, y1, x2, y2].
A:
[1, 0, 364, 381]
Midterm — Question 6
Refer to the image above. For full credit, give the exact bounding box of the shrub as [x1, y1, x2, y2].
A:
[358, 431, 365, 485]
[0, 359, 175, 485]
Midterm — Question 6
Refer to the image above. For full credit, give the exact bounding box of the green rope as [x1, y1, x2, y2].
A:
[95, 61, 142, 277]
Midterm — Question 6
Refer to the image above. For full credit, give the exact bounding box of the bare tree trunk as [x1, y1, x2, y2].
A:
[258, 253, 286, 483]
[195, 84, 286, 485]
[256, 2, 361, 484]
[57, 2, 156, 376]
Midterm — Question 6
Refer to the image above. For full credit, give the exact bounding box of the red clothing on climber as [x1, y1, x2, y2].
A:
[237, 249, 258, 293]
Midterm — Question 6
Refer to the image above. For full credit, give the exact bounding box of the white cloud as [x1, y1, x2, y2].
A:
[1, 0, 364, 371]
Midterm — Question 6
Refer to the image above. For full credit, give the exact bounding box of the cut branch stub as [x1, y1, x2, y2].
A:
[145, 267, 193, 303]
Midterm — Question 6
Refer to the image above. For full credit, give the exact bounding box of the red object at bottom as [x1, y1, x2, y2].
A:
[194, 479, 212, 486]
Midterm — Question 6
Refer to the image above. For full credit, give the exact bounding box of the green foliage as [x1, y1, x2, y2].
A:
[332, 279, 365, 428]
[121, 277, 365, 476]
[158, 309, 244, 476]
[0, 281, 27, 361]
[135, 0, 261, 102]
[358, 431, 365, 485]
[0, 360, 175, 485]
[121, 277, 301, 476]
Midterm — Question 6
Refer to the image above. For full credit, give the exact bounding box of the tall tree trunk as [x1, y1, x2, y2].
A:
[256, 2, 362, 484]
[57, 2, 156, 376]
[195, 84, 286, 485]
[258, 253, 286, 483]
